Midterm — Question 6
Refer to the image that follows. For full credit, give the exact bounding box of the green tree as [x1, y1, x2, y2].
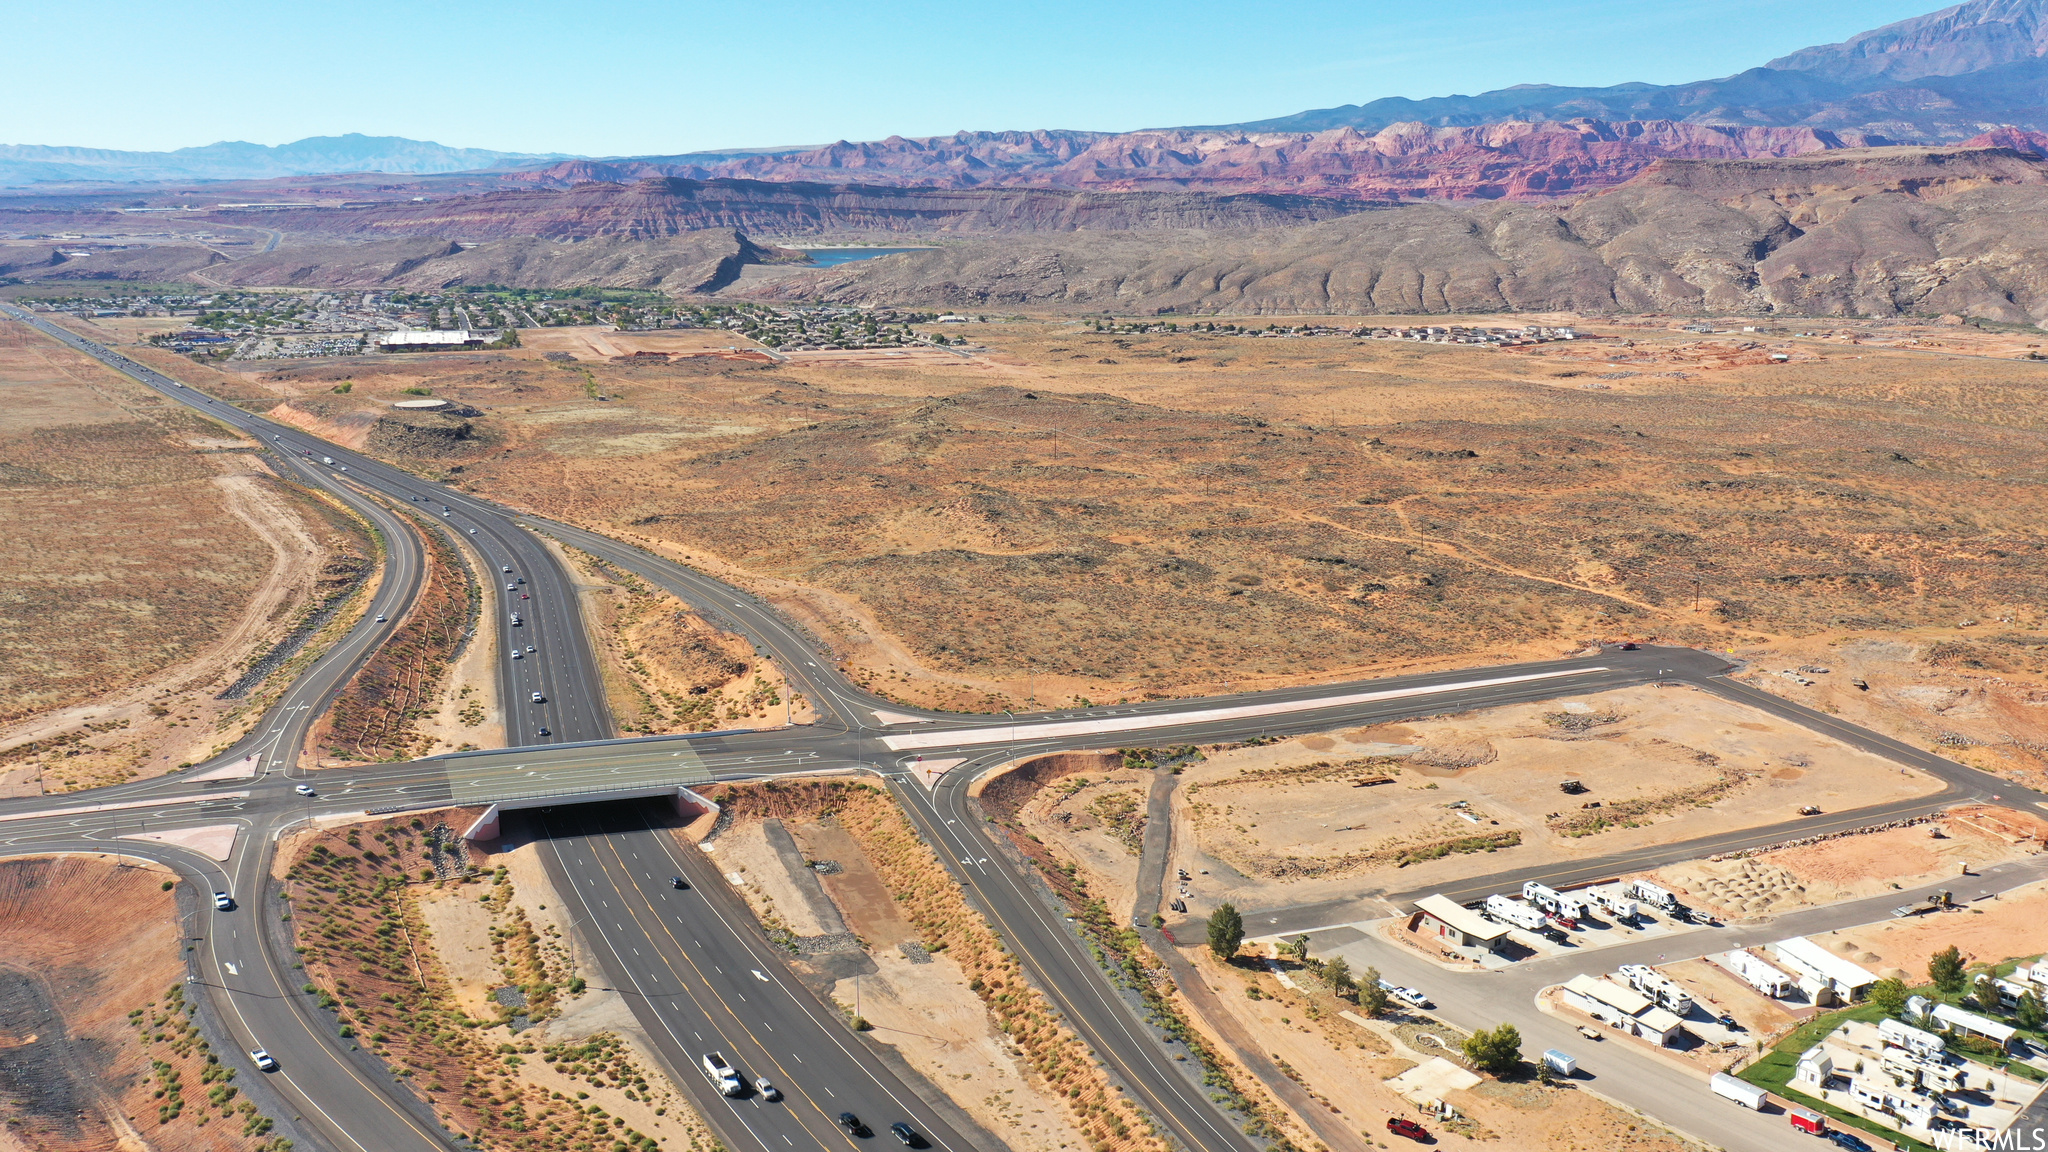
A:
[1930, 945, 1966, 994]
[1283, 934, 1311, 964]
[1207, 903, 1244, 961]
[1462, 1023, 1523, 1076]
[1869, 978, 1910, 1018]
[1356, 966, 1390, 1018]
[1323, 956, 1356, 1003]
[2017, 991, 2046, 1030]
[1973, 973, 2001, 1012]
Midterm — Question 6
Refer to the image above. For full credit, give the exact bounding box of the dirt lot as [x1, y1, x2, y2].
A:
[516, 325, 756, 360]
[1807, 877, 2048, 980]
[0, 854, 291, 1152]
[1659, 957, 1804, 1037]
[1159, 683, 1939, 910]
[0, 319, 374, 792]
[1715, 634, 2048, 794]
[1649, 806, 2048, 919]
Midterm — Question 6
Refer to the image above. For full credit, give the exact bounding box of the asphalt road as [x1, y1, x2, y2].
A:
[528, 803, 980, 1152]
[9, 301, 2048, 1152]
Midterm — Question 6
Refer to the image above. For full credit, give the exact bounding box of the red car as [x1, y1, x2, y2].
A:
[1387, 1117, 1429, 1141]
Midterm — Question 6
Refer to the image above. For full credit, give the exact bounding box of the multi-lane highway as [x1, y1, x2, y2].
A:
[6, 300, 2045, 1152]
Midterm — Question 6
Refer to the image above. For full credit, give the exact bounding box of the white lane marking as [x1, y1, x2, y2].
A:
[224, 961, 239, 976]
[883, 666, 1612, 750]
[752, 970, 768, 981]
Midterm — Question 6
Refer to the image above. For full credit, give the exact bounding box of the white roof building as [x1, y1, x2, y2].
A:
[378, 329, 482, 347]
[1932, 1003, 2018, 1051]
[1411, 895, 1509, 950]
[1771, 937, 1878, 1000]
[1795, 1044, 1834, 1087]
[1559, 974, 1689, 1046]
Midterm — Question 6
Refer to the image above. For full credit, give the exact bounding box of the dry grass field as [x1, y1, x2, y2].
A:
[115, 311, 2048, 744]
[0, 319, 373, 791]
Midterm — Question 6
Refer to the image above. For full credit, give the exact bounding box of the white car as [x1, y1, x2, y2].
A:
[294, 784, 315, 796]
[502, 566, 512, 574]
[1377, 979, 1431, 1009]
[507, 583, 517, 591]
[531, 692, 545, 703]
[511, 650, 523, 660]
[375, 614, 387, 623]
[213, 892, 233, 910]
[250, 1048, 279, 1072]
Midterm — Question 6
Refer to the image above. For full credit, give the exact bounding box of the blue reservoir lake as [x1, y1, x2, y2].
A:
[799, 247, 932, 268]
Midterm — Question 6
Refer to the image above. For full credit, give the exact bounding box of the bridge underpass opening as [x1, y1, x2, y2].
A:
[464, 785, 720, 841]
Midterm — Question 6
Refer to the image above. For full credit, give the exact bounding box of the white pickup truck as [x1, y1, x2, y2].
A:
[701, 1052, 743, 1097]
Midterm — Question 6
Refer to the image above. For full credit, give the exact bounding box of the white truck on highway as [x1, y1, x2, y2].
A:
[1482, 894, 1549, 932]
[1619, 963, 1694, 1014]
[701, 1052, 743, 1097]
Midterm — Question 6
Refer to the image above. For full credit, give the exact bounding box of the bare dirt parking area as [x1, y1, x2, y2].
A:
[1647, 805, 2048, 919]
[1168, 682, 1942, 912]
[1808, 877, 2048, 980]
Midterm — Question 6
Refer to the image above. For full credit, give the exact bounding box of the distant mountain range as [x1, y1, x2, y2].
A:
[0, 134, 572, 186]
[1218, 0, 2048, 140]
[10, 0, 2048, 203]
[505, 0, 2048, 201]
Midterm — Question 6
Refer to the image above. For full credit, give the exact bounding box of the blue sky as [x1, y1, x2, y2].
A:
[4, 0, 1940, 155]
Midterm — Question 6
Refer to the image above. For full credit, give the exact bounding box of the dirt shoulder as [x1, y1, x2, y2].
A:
[0, 854, 294, 1152]
[549, 537, 809, 733]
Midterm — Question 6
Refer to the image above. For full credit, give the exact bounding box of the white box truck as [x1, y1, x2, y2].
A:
[1541, 1050, 1577, 1077]
[1482, 895, 1548, 932]
[1709, 1072, 1767, 1110]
